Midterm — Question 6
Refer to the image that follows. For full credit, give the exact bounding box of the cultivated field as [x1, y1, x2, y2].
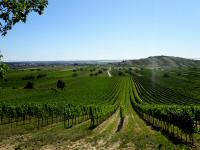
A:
[0, 66, 200, 149]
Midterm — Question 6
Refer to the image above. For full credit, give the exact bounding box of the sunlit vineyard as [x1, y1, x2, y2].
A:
[1, 66, 200, 149]
[131, 70, 200, 145]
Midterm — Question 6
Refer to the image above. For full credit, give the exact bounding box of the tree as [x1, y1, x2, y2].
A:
[0, 53, 9, 79]
[163, 73, 169, 78]
[118, 71, 124, 76]
[24, 81, 34, 89]
[72, 73, 78, 77]
[98, 70, 102, 74]
[90, 73, 93, 76]
[0, 0, 48, 36]
[57, 80, 65, 90]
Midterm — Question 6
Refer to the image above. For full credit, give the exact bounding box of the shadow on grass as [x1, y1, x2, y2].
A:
[142, 118, 195, 147]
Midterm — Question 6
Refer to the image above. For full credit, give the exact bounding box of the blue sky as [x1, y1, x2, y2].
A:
[1, 0, 200, 61]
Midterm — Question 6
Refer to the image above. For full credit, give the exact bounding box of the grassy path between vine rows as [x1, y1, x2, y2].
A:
[0, 77, 193, 150]
[0, 109, 121, 150]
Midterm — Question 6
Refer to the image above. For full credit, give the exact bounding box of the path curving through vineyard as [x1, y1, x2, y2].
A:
[62, 109, 121, 150]
[60, 78, 178, 150]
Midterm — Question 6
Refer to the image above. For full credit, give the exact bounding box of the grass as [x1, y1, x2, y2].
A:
[0, 67, 119, 105]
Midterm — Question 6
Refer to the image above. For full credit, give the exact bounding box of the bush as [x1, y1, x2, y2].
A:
[163, 73, 169, 78]
[90, 73, 93, 76]
[98, 70, 103, 74]
[73, 69, 77, 72]
[22, 75, 35, 80]
[118, 71, 124, 76]
[37, 73, 47, 78]
[24, 81, 34, 89]
[57, 80, 65, 90]
[4, 79, 8, 82]
[72, 73, 78, 77]
[0, 72, 3, 79]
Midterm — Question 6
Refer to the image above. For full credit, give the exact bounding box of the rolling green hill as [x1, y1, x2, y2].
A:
[122, 56, 200, 69]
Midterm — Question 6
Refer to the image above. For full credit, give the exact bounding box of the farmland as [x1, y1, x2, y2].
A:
[0, 66, 200, 149]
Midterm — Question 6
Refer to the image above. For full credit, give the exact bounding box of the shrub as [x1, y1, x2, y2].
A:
[4, 78, 8, 82]
[94, 73, 98, 76]
[163, 73, 169, 78]
[118, 71, 124, 76]
[72, 73, 78, 77]
[37, 73, 47, 79]
[57, 80, 65, 90]
[24, 81, 34, 89]
[0, 72, 3, 79]
[98, 70, 103, 74]
[90, 73, 93, 76]
[73, 69, 77, 72]
[22, 75, 35, 80]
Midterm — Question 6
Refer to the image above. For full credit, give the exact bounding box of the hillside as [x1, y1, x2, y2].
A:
[122, 56, 200, 69]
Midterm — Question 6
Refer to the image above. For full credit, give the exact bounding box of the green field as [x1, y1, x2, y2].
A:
[0, 66, 200, 149]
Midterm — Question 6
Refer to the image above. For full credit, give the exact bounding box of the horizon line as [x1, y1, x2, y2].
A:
[4, 55, 200, 63]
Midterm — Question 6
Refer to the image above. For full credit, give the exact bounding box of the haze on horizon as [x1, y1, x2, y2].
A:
[0, 0, 200, 62]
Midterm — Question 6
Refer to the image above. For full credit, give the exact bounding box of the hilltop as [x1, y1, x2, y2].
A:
[121, 55, 200, 69]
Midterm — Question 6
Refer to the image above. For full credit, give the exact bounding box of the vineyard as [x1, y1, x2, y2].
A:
[0, 67, 200, 149]
[0, 68, 120, 124]
[131, 69, 200, 146]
